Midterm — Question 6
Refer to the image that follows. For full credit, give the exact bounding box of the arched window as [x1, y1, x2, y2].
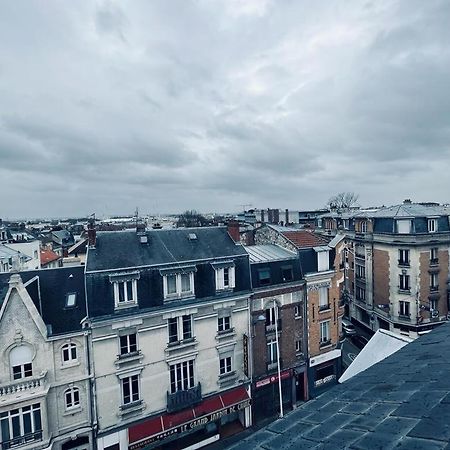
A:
[9, 345, 33, 380]
[61, 343, 77, 364]
[64, 387, 80, 409]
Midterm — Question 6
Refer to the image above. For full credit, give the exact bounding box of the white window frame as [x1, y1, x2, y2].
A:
[169, 360, 195, 394]
[320, 320, 330, 344]
[119, 333, 138, 356]
[431, 247, 438, 261]
[163, 272, 195, 299]
[430, 273, 438, 290]
[64, 387, 80, 410]
[294, 305, 301, 318]
[0, 404, 42, 446]
[215, 266, 235, 291]
[267, 339, 277, 364]
[217, 315, 231, 332]
[399, 301, 410, 317]
[61, 343, 77, 364]
[399, 274, 410, 291]
[295, 339, 302, 353]
[113, 279, 138, 308]
[121, 374, 140, 405]
[399, 249, 409, 265]
[318, 287, 329, 310]
[219, 356, 232, 375]
[168, 315, 193, 343]
[360, 221, 367, 233]
[428, 219, 437, 233]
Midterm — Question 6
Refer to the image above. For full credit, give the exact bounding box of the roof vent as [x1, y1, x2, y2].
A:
[140, 235, 148, 244]
[188, 233, 197, 241]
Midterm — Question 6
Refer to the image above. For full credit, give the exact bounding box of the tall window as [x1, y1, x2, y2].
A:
[170, 360, 195, 393]
[218, 315, 231, 332]
[258, 268, 271, 286]
[360, 221, 367, 232]
[319, 287, 329, 311]
[356, 286, 366, 301]
[0, 404, 42, 447]
[219, 357, 232, 375]
[320, 321, 330, 345]
[355, 264, 366, 278]
[64, 387, 80, 409]
[399, 301, 410, 317]
[399, 274, 410, 291]
[168, 315, 193, 344]
[295, 339, 302, 353]
[62, 343, 77, 364]
[430, 248, 438, 263]
[10, 345, 33, 380]
[122, 375, 140, 405]
[265, 307, 276, 326]
[398, 249, 410, 266]
[267, 340, 277, 364]
[113, 279, 138, 307]
[430, 273, 438, 291]
[163, 272, 195, 299]
[428, 219, 437, 233]
[119, 333, 138, 356]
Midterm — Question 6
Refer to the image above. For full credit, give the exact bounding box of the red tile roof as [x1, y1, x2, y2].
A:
[40, 248, 60, 266]
[282, 230, 330, 248]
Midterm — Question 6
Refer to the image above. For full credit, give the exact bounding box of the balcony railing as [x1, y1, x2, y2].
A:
[320, 339, 332, 348]
[265, 320, 282, 334]
[167, 383, 202, 413]
[430, 285, 439, 293]
[1, 430, 42, 450]
[0, 372, 47, 398]
[398, 260, 410, 267]
[430, 258, 439, 267]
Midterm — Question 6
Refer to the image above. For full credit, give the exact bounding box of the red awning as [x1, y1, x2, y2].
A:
[128, 386, 250, 446]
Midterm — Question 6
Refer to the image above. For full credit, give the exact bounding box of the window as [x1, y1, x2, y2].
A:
[356, 286, 366, 301]
[119, 333, 138, 356]
[163, 271, 195, 299]
[317, 251, 329, 272]
[398, 249, 410, 266]
[399, 301, 410, 317]
[399, 274, 410, 291]
[267, 340, 277, 364]
[319, 287, 330, 311]
[397, 220, 412, 234]
[219, 356, 232, 375]
[430, 248, 438, 263]
[10, 345, 33, 380]
[122, 375, 140, 405]
[168, 315, 193, 344]
[320, 320, 330, 345]
[428, 219, 437, 233]
[430, 298, 438, 311]
[65, 387, 80, 409]
[258, 268, 271, 286]
[355, 264, 366, 278]
[113, 279, 138, 307]
[218, 316, 231, 332]
[294, 305, 301, 318]
[295, 340, 302, 353]
[360, 221, 367, 233]
[170, 360, 195, 393]
[281, 266, 293, 282]
[265, 307, 276, 326]
[0, 404, 42, 447]
[215, 265, 235, 291]
[62, 343, 77, 364]
[65, 293, 77, 308]
[430, 273, 438, 291]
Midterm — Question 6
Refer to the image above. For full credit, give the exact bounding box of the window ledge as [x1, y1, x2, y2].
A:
[164, 293, 195, 302]
[216, 329, 236, 340]
[295, 316, 302, 320]
[60, 361, 80, 370]
[165, 338, 197, 354]
[118, 400, 146, 417]
[319, 307, 331, 313]
[114, 301, 138, 311]
[115, 351, 143, 368]
[63, 406, 82, 416]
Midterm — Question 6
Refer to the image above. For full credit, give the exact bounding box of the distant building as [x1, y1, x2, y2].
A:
[40, 248, 62, 269]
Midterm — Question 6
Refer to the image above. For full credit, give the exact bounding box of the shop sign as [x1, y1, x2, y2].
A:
[255, 369, 291, 389]
[314, 374, 336, 387]
[128, 399, 251, 450]
[309, 349, 341, 367]
[243, 334, 249, 377]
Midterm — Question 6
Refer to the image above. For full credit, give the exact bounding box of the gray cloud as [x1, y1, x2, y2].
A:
[1, 0, 450, 218]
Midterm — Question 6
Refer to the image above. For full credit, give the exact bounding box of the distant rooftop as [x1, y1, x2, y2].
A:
[245, 244, 297, 263]
[226, 322, 450, 449]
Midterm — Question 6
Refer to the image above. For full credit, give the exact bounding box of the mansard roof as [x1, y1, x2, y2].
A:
[86, 226, 247, 272]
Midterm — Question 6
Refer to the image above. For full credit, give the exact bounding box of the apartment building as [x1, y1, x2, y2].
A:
[254, 225, 345, 397]
[0, 267, 93, 450]
[246, 244, 307, 423]
[84, 225, 253, 450]
[318, 201, 450, 338]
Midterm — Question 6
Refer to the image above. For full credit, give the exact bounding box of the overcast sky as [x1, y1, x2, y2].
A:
[1, 0, 450, 218]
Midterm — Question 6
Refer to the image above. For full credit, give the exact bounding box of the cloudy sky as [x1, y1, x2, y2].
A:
[1, 0, 450, 218]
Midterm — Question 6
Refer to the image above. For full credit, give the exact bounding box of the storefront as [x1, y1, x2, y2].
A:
[252, 369, 293, 424]
[308, 349, 341, 398]
[125, 386, 251, 450]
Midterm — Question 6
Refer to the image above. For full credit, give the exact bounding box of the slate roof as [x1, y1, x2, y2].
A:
[0, 244, 31, 262]
[246, 245, 297, 263]
[226, 322, 450, 449]
[86, 227, 247, 272]
[0, 266, 86, 335]
[355, 203, 450, 219]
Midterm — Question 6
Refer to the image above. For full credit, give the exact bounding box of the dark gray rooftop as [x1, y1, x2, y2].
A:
[86, 226, 247, 272]
[226, 323, 450, 449]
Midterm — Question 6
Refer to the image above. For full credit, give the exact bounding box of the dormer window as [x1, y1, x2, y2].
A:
[161, 266, 196, 300]
[212, 261, 235, 291]
[428, 219, 437, 233]
[109, 272, 140, 309]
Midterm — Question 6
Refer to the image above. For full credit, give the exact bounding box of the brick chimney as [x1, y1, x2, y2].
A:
[227, 221, 240, 243]
[285, 208, 289, 225]
[87, 219, 96, 248]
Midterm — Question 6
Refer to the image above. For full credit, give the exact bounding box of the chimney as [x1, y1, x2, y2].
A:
[87, 219, 96, 248]
[403, 199, 412, 204]
[227, 221, 240, 243]
[136, 222, 146, 234]
[285, 209, 289, 225]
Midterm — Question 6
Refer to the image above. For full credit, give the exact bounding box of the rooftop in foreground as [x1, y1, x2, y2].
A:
[226, 322, 450, 449]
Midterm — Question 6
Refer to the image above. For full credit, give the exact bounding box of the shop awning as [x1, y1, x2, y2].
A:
[128, 386, 250, 450]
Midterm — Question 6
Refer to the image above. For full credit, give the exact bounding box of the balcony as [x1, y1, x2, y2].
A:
[319, 303, 331, 312]
[167, 383, 202, 413]
[0, 372, 48, 406]
[266, 358, 283, 373]
[1, 430, 42, 450]
[430, 258, 439, 267]
[265, 320, 282, 334]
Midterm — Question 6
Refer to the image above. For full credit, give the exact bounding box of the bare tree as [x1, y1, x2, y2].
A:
[326, 192, 359, 210]
[176, 210, 210, 228]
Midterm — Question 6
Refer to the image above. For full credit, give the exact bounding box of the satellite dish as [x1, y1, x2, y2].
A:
[431, 309, 439, 318]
